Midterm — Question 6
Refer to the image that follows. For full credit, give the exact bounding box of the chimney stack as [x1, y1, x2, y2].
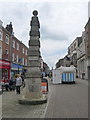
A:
[6, 22, 13, 34]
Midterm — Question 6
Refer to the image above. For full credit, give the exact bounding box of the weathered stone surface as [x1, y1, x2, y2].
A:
[28, 50, 40, 56]
[26, 67, 41, 77]
[28, 56, 39, 61]
[26, 73, 41, 78]
[26, 66, 41, 71]
[29, 46, 39, 50]
[19, 10, 47, 105]
[30, 15, 40, 37]
[28, 60, 41, 67]
[28, 84, 41, 92]
[29, 39, 40, 46]
[25, 78, 41, 84]
[31, 26, 39, 31]
[19, 94, 47, 105]
[30, 36, 39, 40]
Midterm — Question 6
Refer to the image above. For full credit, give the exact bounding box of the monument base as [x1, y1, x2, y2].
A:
[19, 94, 47, 105]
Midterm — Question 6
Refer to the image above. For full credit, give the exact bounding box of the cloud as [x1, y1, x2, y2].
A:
[41, 27, 68, 41]
[41, 39, 69, 55]
[0, 0, 89, 3]
[0, 1, 88, 68]
[40, 39, 69, 69]
[42, 51, 67, 69]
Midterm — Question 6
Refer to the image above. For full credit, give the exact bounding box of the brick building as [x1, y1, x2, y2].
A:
[0, 20, 2, 59]
[0, 21, 28, 82]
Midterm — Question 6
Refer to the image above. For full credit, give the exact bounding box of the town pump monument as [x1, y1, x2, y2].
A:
[19, 10, 47, 105]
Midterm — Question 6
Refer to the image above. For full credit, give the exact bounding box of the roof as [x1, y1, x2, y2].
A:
[2, 26, 28, 49]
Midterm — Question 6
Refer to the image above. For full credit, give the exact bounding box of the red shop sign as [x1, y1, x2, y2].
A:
[0, 60, 11, 68]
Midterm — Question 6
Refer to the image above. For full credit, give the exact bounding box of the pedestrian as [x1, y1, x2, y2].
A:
[21, 74, 25, 88]
[9, 77, 15, 91]
[15, 74, 22, 94]
[9, 77, 13, 91]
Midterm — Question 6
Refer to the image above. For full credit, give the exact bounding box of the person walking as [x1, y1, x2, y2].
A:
[21, 74, 25, 88]
[15, 74, 22, 94]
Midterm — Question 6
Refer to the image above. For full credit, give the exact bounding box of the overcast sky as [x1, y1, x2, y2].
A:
[0, 0, 89, 69]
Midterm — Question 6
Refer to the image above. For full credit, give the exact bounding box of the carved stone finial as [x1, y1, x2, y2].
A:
[33, 10, 38, 16]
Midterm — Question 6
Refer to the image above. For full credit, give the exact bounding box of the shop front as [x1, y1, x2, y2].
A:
[0, 60, 11, 83]
[11, 63, 23, 78]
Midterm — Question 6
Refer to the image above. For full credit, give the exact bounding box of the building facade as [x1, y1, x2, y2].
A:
[0, 20, 3, 59]
[56, 58, 64, 68]
[0, 21, 28, 82]
[77, 31, 86, 79]
[55, 18, 90, 80]
[85, 18, 90, 80]
[55, 55, 71, 69]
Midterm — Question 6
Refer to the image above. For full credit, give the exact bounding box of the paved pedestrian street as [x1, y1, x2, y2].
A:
[1, 78, 88, 119]
[45, 78, 88, 118]
[2, 90, 47, 118]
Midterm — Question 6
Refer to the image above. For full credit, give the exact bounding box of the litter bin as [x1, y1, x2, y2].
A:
[41, 78, 48, 93]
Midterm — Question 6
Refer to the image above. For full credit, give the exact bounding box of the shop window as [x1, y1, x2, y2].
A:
[5, 34, 9, 44]
[2, 69, 8, 80]
[19, 58, 22, 63]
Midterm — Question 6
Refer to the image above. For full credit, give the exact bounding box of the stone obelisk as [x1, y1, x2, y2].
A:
[19, 10, 47, 105]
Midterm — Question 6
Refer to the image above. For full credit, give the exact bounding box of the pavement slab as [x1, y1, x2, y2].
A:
[45, 78, 88, 118]
[2, 90, 47, 118]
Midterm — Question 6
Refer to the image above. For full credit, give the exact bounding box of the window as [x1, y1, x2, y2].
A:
[71, 46, 73, 52]
[74, 43, 76, 49]
[0, 46, 2, 58]
[25, 49, 27, 55]
[16, 55, 18, 63]
[16, 43, 19, 50]
[23, 48, 24, 54]
[22, 58, 24, 65]
[5, 49, 8, 55]
[25, 59, 27, 66]
[5, 35, 9, 44]
[0, 31, 2, 41]
[12, 53, 14, 62]
[12, 40, 15, 48]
